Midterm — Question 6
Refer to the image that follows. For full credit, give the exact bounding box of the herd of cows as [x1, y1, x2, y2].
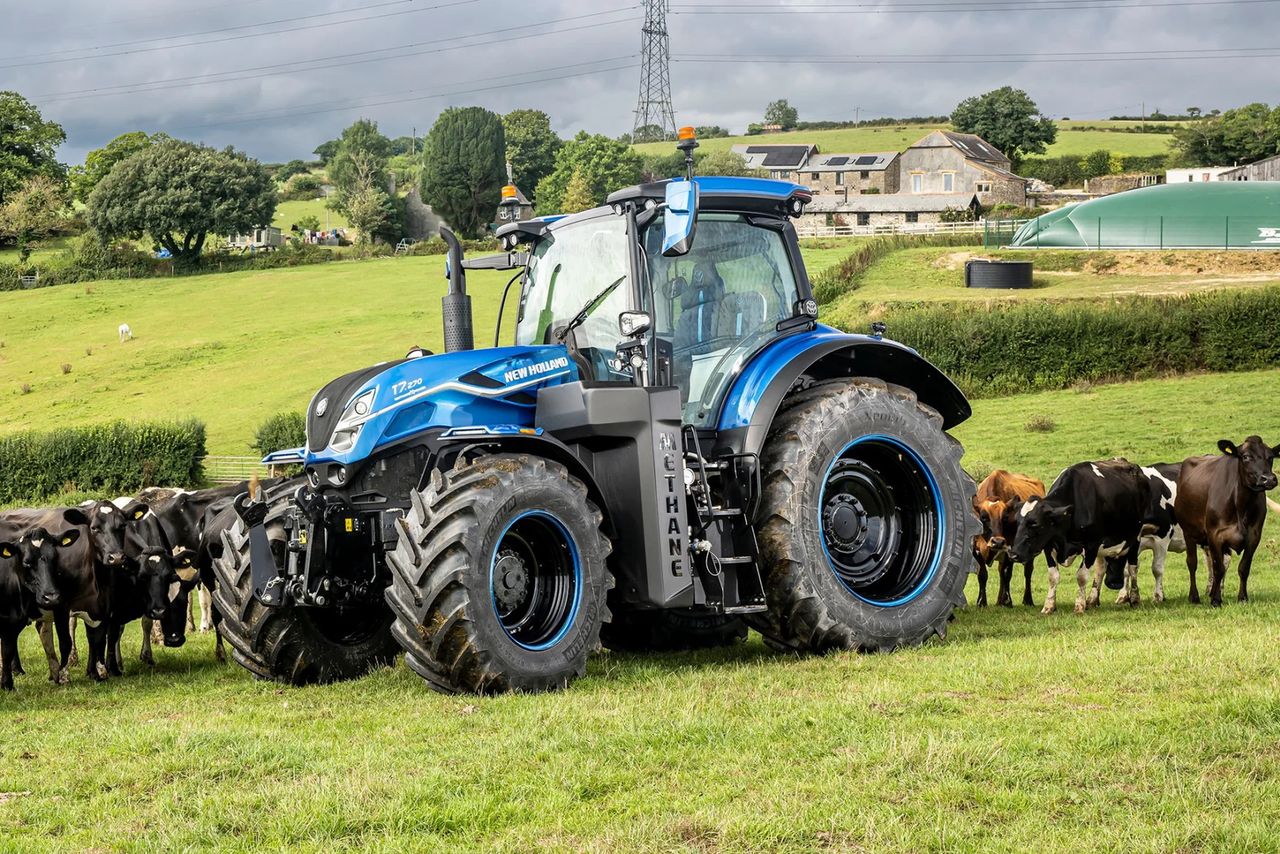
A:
[0, 482, 259, 690]
[0, 435, 1277, 693]
[972, 435, 1280, 615]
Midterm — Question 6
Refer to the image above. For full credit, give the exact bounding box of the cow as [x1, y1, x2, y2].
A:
[114, 505, 200, 670]
[11, 508, 109, 681]
[1009, 459, 1152, 615]
[1109, 463, 1187, 606]
[64, 498, 145, 666]
[118, 323, 133, 342]
[0, 516, 63, 690]
[972, 470, 1045, 607]
[1176, 436, 1279, 607]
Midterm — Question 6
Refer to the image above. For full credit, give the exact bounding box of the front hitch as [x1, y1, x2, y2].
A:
[234, 492, 287, 606]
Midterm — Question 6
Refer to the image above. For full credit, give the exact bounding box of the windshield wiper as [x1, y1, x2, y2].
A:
[555, 275, 626, 343]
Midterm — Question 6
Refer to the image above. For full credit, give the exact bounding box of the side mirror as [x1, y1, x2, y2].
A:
[619, 311, 652, 338]
[662, 179, 698, 257]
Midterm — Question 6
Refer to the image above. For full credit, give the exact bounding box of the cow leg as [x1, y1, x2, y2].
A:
[1077, 549, 1101, 614]
[1207, 543, 1228, 608]
[66, 614, 79, 667]
[36, 618, 62, 683]
[1042, 560, 1060, 615]
[1237, 545, 1257, 603]
[212, 606, 226, 663]
[1022, 557, 1036, 606]
[1150, 539, 1168, 604]
[1186, 539, 1200, 604]
[976, 560, 989, 607]
[1124, 554, 1141, 608]
[139, 617, 155, 665]
[199, 585, 213, 632]
[54, 609, 74, 684]
[105, 622, 124, 677]
[0, 632, 15, 691]
[85, 622, 110, 682]
[10, 635, 23, 676]
[996, 555, 1014, 607]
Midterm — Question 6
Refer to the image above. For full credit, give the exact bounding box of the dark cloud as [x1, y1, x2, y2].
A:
[4, 0, 1274, 164]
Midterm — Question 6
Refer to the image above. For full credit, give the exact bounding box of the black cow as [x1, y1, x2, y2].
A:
[1010, 459, 1152, 615]
[113, 506, 200, 670]
[0, 513, 67, 687]
[1177, 436, 1279, 606]
[1106, 463, 1187, 606]
[65, 498, 148, 666]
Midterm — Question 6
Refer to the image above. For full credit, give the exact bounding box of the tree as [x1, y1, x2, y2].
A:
[328, 119, 392, 195]
[0, 91, 66, 204]
[335, 148, 395, 243]
[87, 139, 276, 263]
[275, 159, 310, 182]
[697, 150, 757, 177]
[421, 106, 506, 237]
[950, 87, 1057, 165]
[313, 139, 340, 164]
[560, 168, 595, 214]
[694, 125, 730, 138]
[1187, 107, 1202, 119]
[503, 109, 562, 195]
[0, 175, 66, 261]
[534, 132, 642, 215]
[1171, 102, 1280, 166]
[631, 123, 669, 143]
[389, 135, 418, 156]
[69, 131, 164, 202]
[764, 99, 799, 129]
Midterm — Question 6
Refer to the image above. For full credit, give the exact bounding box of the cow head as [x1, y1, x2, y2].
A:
[17, 508, 92, 610]
[83, 500, 144, 569]
[973, 497, 1034, 560]
[1219, 436, 1279, 492]
[139, 548, 200, 647]
[1009, 498, 1073, 564]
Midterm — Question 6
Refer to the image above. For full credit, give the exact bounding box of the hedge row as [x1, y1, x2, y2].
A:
[1019, 153, 1169, 188]
[811, 232, 984, 303]
[0, 420, 206, 504]
[850, 288, 1280, 398]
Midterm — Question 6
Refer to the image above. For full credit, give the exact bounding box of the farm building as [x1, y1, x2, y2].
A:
[800, 192, 979, 230]
[1167, 166, 1235, 183]
[729, 144, 818, 181]
[802, 152, 900, 197]
[1008, 182, 1280, 249]
[897, 131, 1027, 207]
[1218, 153, 1280, 182]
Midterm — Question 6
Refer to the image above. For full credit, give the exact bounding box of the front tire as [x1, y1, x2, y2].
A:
[385, 454, 612, 694]
[211, 500, 399, 686]
[750, 378, 976, 653]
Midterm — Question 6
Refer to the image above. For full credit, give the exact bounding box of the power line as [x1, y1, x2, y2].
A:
[0, 0, 485, 69]
[670, 0, 1280, 11]
[673, 49, 1280, 64]
[35, 11, 640, 103]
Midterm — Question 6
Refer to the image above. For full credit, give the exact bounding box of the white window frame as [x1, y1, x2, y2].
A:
[942, 172, 955, 192]
[911, 173, 923, 193]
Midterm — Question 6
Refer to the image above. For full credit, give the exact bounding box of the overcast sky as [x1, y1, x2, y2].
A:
[4, 0, 1276, 165]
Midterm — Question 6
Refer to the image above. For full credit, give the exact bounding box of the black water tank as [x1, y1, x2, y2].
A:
[965, 259, 1033, 289]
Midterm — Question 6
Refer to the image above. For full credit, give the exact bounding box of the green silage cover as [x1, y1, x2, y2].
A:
[1010, 182, 1280, 249]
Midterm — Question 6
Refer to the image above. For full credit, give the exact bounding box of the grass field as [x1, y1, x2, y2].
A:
[632, 124, 1174, 160]
[2, 368, 1278, 851]
[827, 247, 1280, 313]
[0, 240, 862, 455]
[272, 198, 348, 233]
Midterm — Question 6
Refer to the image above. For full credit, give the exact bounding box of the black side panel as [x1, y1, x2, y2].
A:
[306, 361, 407, 452]
[537, 383, 694, 609]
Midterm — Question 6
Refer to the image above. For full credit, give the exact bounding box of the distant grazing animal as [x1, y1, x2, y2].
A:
[1009, 459, 1152, 615]
[1109, 463, 1186, 606]
[972, 470, 1045, 607]
[118, 323, 133, 342]
[1176, 436, 1279, 606]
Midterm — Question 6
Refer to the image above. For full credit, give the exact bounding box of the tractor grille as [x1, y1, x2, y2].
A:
[306, 362, 406, 452]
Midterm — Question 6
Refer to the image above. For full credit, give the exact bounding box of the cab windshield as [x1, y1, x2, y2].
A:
[643, 213, 801, 425]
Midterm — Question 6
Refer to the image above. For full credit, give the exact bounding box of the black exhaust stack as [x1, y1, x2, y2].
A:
[440, 226, 473, 352]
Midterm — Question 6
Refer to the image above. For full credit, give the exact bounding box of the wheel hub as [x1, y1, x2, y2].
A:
[493, 549, 530, 612]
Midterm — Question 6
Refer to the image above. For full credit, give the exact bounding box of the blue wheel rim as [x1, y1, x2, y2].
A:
[489, 510, 582, 651]
[817, 434, 945, 607]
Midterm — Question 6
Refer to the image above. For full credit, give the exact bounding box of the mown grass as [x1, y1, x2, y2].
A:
[272, 198, 348, 233]
[632, 124, 1173, 160]
[2, 369, 1278, 851]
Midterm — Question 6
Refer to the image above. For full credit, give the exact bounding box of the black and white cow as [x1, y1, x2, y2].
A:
[1109, 463, 1186, 606]
[115, 505, 200, 670]
[1009, 459, 1153, 615]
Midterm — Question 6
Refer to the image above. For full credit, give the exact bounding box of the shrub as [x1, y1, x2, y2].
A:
[60, 363, 71, 375]
[842, 287, 1280, 398]
[253, 411, 306, 456]
[0, 420, 206, 503]
[279, 173, 324, 201]
[1024, 415, 1056, 433]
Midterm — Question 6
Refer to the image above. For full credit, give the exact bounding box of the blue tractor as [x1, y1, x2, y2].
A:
[216, 132, 977, 694]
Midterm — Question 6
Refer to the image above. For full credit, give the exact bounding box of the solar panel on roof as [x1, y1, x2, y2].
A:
[826, 156, 849, 166]
[760, 146, 810, 166]
[854, 155, 878, 166]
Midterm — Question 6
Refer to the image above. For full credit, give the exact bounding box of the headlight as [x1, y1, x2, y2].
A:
[327, 389, 377, 452]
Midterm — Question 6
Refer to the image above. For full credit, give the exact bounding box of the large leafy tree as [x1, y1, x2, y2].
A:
[534, 132, 642, 215]
[502, 109, 561, 196]
[328, 119, 392, 194]
[0, 91, 66, 204]
[87, 139, 276, 262]
[764, 99, 799, 129]
[950, 87, 1057, 165]
[421, 106, 506, 237]
[0, 175, 67, 261]
[69, 131, 166, 202]
[1172, 102, 1280, 166]
[313, 139, 340, 164]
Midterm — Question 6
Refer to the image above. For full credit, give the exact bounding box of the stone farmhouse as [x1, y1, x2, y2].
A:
[896, 131, 1027, 206]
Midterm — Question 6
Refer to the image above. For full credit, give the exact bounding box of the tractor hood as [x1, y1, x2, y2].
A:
[304, 345, 579, 467]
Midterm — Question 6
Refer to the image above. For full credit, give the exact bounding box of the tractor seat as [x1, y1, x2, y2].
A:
[672, 262, 727, 399]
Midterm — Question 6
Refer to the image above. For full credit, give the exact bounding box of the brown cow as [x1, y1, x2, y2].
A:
[973, 470, 1046, 607]
[1176, 436, 1278, 607]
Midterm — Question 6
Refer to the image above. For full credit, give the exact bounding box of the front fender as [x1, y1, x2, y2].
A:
[713, 325, 971, 458]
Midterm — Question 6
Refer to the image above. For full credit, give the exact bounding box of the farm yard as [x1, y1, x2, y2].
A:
[1, 366, 1278, 851]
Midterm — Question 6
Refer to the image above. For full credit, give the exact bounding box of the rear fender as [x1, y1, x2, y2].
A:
[713, 327, 971, 458]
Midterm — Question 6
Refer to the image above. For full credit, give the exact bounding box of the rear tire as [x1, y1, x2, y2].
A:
[211, 499, 399, 686]
[600, 608, 748, 652]
[750, 378, 976, 653]
[385, 454, 612, 695]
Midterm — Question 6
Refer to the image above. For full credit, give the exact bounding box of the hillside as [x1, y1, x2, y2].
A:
[633, 122, 1174, 160]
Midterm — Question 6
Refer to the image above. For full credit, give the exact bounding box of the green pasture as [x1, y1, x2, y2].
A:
[272, 198, 348, 233]
[2, 368, 1278, 851]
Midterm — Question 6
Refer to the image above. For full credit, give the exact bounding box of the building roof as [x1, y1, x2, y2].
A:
[805, 152, 898, 172]
[807, 192, 979, 213]
[909, 130, 1010, 165]
[730, 143, 818, 170]
[1218, 152, 1280, 178]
